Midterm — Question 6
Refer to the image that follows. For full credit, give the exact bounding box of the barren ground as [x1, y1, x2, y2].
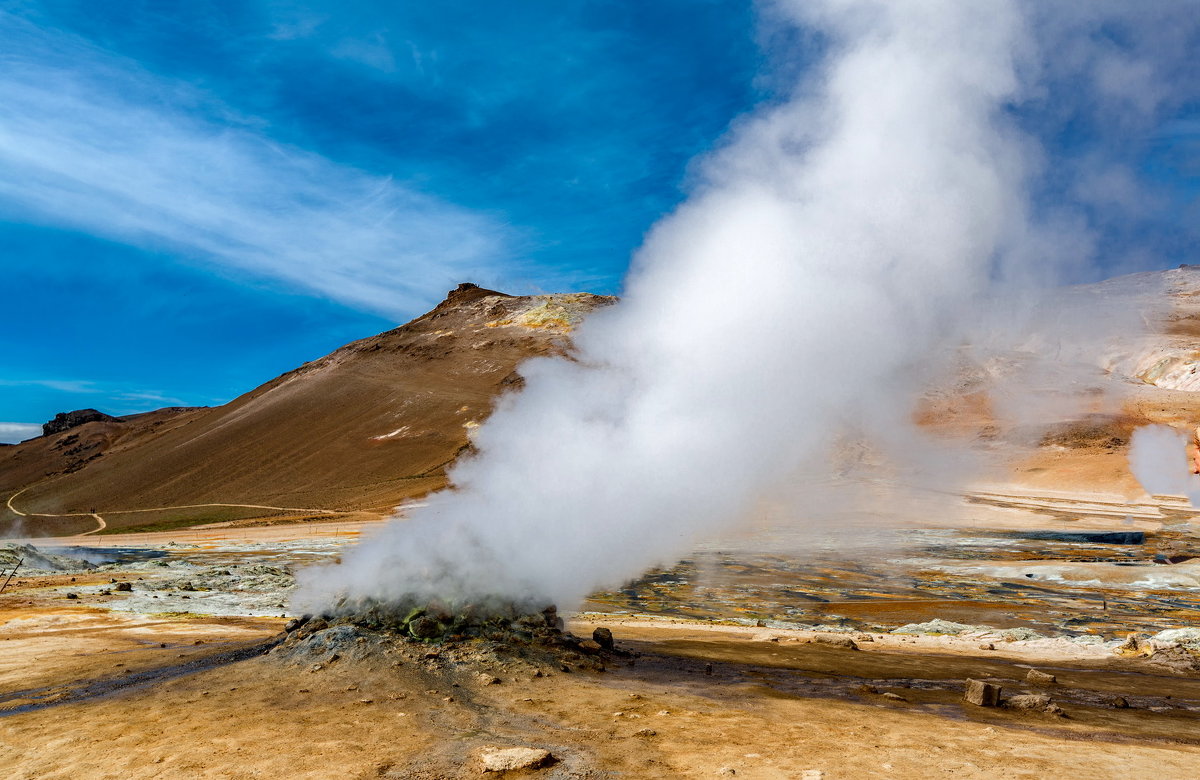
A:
[3, 508, 1200, 779]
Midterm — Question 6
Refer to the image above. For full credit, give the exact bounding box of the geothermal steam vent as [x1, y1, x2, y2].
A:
[277, 601, 624, 674]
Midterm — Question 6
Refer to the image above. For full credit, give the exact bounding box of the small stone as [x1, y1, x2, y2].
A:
[1026, 669, 1056, 685]
[478, 673, 501, 686]
[979, 643, 995, 651]
[881, 692, 907, 702]
[578, 639, 603, 653]
[1005, 693, 1054, 712]
[1109, 695, 1129, 709]
[705, 663, 714, 675]
[964, 679, 1001, 707]
[115, 582, 133, 592]
[1116, 634, 1152, 657]
[359, 698, 373, 704]
[717, 769, 737, 776]
[477, 746, 553, 772]
[633, 728, 657, 737]
[593, 627, 614, 650]
[65, 593, 78, 599]
[812, 635, 858, 650]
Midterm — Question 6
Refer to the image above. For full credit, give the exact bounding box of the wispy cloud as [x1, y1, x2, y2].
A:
[0, 379, 100, 394]
[112, 391, 186, 405]
[0, 12, 518, 317]
[0, 422, 42, 444]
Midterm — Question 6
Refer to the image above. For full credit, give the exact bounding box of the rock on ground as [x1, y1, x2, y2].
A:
[477, 746, 552, 772]
[1006, 694, 1065, 716]
[964, 679, 1001, 707]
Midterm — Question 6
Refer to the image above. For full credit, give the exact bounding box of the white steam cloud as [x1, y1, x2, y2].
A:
[294, 0, 1168, 612]
[1128, 425, 1200, 503]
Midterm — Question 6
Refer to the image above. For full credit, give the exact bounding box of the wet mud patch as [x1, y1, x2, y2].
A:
[607, 632, 1200, 746]
[0, 636, 280, 717]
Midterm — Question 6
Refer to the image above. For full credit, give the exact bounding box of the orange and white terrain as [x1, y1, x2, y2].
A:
[4, 273, 1200, 778]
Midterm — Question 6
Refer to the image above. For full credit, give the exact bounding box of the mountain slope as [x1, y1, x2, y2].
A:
[1, 285, 615, 535]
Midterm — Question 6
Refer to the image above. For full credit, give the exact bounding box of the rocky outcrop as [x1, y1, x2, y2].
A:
[43, 409, 116, 437]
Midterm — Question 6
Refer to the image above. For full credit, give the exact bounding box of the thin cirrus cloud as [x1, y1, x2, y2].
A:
[0, 12, 519, 318]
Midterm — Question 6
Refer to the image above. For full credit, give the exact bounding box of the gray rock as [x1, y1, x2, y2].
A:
[409, 616, 442, 639]
[811, 635, 859, 650]
[1146, 644, 1200, 675]
[478, 746, 553, 772]
[964, 679, 1001, 707]
[1006, 693, 1052, 711]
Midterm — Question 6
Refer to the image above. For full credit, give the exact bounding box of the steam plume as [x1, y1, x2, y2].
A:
[294, 1, 1145, 612]
[1128, 425, 1200, 503]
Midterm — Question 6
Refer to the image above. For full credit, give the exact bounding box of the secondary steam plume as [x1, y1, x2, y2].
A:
[1128, 425, 1200, 504]
[294, 0, 1104, 612]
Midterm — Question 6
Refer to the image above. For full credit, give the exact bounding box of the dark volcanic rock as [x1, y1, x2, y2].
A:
[43, 409, 117, 437]
[593, 627, 614, 650]
[409, 616, 443, 639]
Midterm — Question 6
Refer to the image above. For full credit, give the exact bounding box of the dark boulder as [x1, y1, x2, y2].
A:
[593, 627, 614, 650]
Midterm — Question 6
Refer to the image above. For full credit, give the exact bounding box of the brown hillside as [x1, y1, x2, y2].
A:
[1, 285, 615, 535]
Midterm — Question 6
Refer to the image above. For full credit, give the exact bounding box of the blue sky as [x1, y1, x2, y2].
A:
[1, 1, 1197, 442]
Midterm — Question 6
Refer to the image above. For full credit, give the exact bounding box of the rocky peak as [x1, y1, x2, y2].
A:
[43, 409, 116, 437]
[435, 282, 512, 311]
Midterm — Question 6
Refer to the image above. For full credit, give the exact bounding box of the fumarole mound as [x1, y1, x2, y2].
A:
[275, 601, 625, 674]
